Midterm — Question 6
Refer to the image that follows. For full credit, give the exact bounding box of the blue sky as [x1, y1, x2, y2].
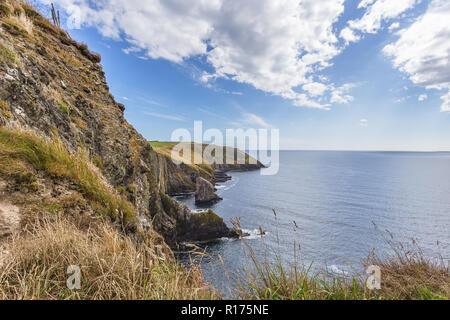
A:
[35, 0, 450, 150]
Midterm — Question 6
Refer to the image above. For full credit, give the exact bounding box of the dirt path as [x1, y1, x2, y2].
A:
[0, 201, 20, 238]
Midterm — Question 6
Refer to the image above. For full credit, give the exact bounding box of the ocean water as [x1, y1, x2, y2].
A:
[175, 151, 450, 296]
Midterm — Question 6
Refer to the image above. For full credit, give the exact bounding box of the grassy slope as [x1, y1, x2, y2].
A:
[0, 128, 135, 223]
[0, 127, 217, 300]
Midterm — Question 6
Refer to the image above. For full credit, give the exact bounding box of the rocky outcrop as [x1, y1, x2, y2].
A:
[176, 209, 239, 242]
[0, 2, 236, 246]
[195, 177, 222, 205]
[158, 194, 237, 244]
[212, 169, 232, 184]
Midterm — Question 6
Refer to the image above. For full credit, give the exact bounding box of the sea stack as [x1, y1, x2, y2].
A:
[195, 177, 223, 204]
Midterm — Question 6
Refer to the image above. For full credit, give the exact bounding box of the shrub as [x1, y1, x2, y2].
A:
[0, 3, 11, 17]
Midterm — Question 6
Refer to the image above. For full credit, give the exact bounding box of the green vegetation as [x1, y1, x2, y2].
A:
[93, 155, 103, 170]
[0, 127, 135, 222]
[0, 4, 11, 17]
[58, 102, 70, 116]
[0, 40, 17, 66]
[0, 99, 12, 119]
[232, 216, 450, 300]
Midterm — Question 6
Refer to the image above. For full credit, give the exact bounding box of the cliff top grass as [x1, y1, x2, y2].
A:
[0, 127, 135, 223]
[150, 141, 259, 176]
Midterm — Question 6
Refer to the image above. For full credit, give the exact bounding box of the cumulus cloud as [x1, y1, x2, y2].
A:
[388, 22, 400, 32]
[330, 83, 359, 104]
[341, 0, 418, 43]
[418, 94, 428, 101]
[43, 0, 348, 109]
[302, 82, 329, 97]
[340, 27, 360, 44]
[383, 0, 450, 112]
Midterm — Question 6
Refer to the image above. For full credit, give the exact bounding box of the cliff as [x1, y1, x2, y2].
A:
[0, 0, 257, 245]
[150, 141, 264, 195]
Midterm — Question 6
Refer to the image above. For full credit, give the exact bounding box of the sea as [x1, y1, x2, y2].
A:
[174, 151, 450, 296]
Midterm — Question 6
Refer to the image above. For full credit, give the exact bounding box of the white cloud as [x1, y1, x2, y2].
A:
[330, 83, 358, 104]
[359, 0, 376, 9]
[229, 112, 273, 128]
[383, 0, 450, 112]
[302, 82, 329, 97]
[418, 94, 428, 101]
[388, 22, 400, 32]
[144, 112, 185, 121]
[360, 119, 369, 127]
[242, 113, 272, 128]
[349, 0, 418, 34]
[341, 0, 418, 43]
[340, 27, 360, 44]
[45, 0, 346, 109]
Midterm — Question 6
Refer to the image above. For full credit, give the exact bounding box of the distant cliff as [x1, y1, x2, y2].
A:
[150, 141, 264, 195]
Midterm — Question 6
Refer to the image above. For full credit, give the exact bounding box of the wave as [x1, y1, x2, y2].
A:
[241, 228, 267, 240]
[216, 176, 240, 192]
[328, 264, 349, 276]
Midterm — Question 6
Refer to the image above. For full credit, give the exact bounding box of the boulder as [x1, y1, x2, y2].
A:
[195, 177, 222, 204]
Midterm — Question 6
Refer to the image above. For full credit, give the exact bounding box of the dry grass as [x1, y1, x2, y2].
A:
[4, 13, 33, 34]
[0, 214, 217, 300]
[367, 236, 449, 299]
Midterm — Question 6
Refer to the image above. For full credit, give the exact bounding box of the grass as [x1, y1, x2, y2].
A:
[0, 127, 135, 223]
[0, 39, 18, 66]
[0, 4, 11, 18]
[58, 102, 70, 116]
[231, 216, 450, 300]
[0, 214, 218, 300]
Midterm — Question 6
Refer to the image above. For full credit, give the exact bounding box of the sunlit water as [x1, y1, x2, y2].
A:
[175, 151, 450, 296]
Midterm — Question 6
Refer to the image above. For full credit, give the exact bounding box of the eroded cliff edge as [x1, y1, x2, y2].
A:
[0, 2, 259, 245]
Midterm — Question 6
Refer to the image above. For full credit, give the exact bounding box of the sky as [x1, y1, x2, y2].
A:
[33, 0, 450, 151]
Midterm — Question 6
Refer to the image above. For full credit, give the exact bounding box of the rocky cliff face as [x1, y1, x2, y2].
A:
[0, 1, 238, 246]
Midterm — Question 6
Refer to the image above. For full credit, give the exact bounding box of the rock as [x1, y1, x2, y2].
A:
[176, 210, 239, 242]
[195, 177, 222, 204]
